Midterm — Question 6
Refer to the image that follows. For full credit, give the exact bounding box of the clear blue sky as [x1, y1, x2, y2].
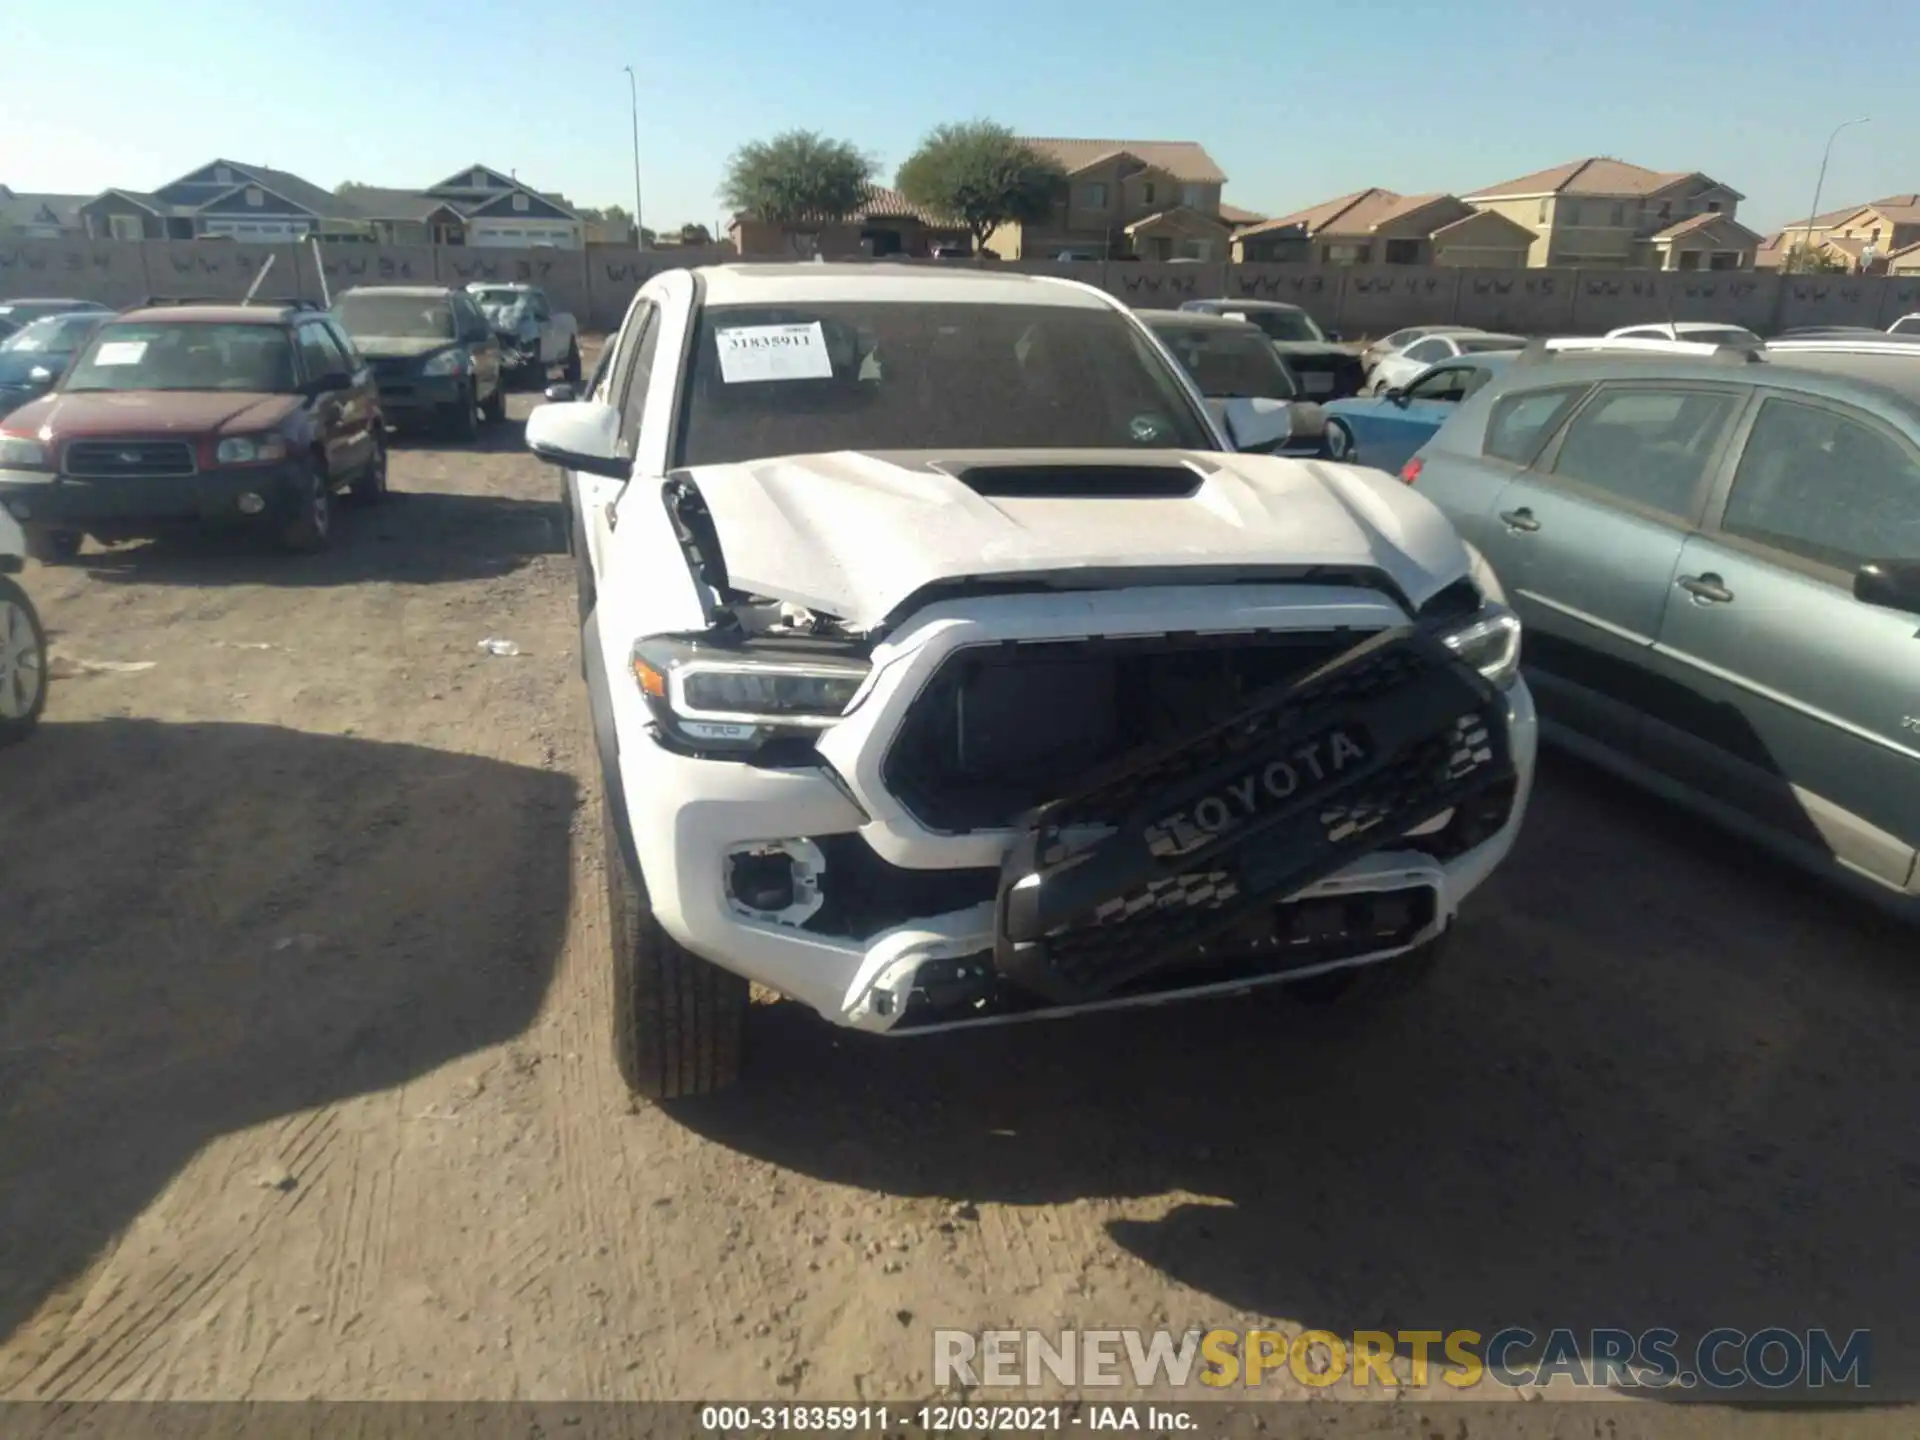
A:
[7, 0, 1916, 234]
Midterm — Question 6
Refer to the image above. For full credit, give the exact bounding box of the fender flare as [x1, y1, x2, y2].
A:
[582, 606, 642, 881]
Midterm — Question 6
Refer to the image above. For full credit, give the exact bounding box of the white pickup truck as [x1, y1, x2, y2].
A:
[467, 283, 581, 385]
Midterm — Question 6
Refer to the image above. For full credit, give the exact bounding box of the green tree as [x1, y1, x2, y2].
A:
[719, 130, 874, 224]
[895, 120, 1065, 254]
[1784, 242, 1847, 274]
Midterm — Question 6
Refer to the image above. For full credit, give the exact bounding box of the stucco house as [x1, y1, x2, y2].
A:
[0, 188, 89, 238]
[1229, 188, 1536, 266]
[982, 138, 1233, 260]
[1464, 157, 1751, 269]
[728, 186, 971, 258]
[77, 160, 582, 248]
[1759, 195, 1920, 270]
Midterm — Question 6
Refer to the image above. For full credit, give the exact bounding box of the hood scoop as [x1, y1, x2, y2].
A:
[944, 461, 1205, 499]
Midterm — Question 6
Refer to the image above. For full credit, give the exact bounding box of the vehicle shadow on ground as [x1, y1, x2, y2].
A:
[387, 412, 533, 457]
[66, 487, 564, 589]
[677, 750, 1920, 1396]
[0, 719, 576, 1370]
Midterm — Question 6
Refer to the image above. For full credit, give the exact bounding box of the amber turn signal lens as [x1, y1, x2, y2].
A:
[631, 656, 668, 699]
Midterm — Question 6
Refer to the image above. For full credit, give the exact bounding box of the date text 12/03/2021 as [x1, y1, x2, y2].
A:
[700, 1404, 1195, 1431]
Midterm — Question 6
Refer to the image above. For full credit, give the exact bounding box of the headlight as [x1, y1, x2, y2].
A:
[214, 435, 287, 465]
[1441, 604, 1522, 689]
[0, 435, 48, 468]
[422, 348, 470, 376]
[630, 635, 870, 754]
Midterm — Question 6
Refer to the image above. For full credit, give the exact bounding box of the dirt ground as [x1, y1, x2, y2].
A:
[2, 367, 1916, 1418]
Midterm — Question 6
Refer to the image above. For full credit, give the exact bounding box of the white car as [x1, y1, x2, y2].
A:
[1605, 321, 1760, 346]
[525, 264, 1538, 1100]
[1369, 332, 1526, 394]
[467, 283, 581, 384]
[0, 508, 47, 744]
[1889, 314, 1920, 337]
[1361, 325, 1483, 380]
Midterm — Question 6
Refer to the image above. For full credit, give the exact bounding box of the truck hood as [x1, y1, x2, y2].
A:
[9, 389, 299, 438]
[680, 447, 1470, 629]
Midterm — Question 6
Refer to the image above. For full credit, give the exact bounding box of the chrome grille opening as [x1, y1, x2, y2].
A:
[64, 440, 197, 478]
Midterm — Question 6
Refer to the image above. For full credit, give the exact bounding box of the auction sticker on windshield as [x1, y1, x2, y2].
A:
[93, 341, 148, 366]
[716, 322, 833, 384]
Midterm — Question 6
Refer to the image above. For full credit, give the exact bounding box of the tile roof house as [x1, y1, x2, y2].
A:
[0, 187, 91, 238]
[1231, 187, 1535, 267]
[728, 185, 970, 258]
[1463, 157, 1748, 268]
[983, 138, 1237, 260]
[77, 160, 582, 248]
[1756, 195, 1920, 271]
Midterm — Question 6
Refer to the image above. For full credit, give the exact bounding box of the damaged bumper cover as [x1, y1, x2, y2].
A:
[611, 587, 1536, 1034]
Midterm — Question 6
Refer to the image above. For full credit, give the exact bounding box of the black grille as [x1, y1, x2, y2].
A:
[63, 440, 196, 478]
[992, 627, 1513, 1003]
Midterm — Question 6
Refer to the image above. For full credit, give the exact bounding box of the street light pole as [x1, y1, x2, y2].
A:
[1796, 116, 1868, 272]
[622, 65, 645, 250]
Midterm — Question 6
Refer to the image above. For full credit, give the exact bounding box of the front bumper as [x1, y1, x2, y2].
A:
[609, 585, 1539, 1035]
[370, 371, 466, 419]
[0, 462, 307, 535]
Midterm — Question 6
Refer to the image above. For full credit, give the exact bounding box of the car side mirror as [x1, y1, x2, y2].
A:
[1385, 387, 1408, 407]
[1325, 330, 1343, 343]
[543, 383, 576, 404]
[1854, 559, 1920, 616]
[525, 399, 631, 480]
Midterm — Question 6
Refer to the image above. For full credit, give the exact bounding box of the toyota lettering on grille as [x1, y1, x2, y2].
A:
[1142, 727, 1369, 860]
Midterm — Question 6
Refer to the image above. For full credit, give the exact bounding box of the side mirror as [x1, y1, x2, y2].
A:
[1325, 330, 1344, 343]
[543, 383, 577, 404]
[525, 399, 631, 480]
[1854, 559, 1920, 616]
[1385, 387, 1409, 407]
[1217, 395, 1294, 451]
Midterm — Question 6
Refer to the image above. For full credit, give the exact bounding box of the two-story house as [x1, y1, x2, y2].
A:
[1464, 158, 1760, 270]
[1230, 188, 1536, 266]
[346, 166, 583, 248]
[983, 138, 1233, 261]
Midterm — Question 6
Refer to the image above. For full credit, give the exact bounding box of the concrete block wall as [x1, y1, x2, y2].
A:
[9, 236, 1920, 339]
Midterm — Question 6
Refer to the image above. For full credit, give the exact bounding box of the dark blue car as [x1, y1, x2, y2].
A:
[1320, 353, 1516, 476]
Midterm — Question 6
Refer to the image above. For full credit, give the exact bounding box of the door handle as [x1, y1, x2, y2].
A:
[1498, 507, 1541, 533]
[1678, 572, 1734, 604]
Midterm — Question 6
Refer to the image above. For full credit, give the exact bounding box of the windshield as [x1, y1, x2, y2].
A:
[0, 315, 102, 382]
[334, 293, 456, 340]
[674, 301, 1215, 468]
[1688, 328, 1758, 345]
[1149, 322, 1297, 400]
[1457, 336, 1525, 354]
[63, 322, 295, 393]
[1236, 309, 1324, 343]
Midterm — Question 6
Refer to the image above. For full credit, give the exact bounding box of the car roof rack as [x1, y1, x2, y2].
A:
[1515, 335, 1765, 365]
[1764, 335, 1920, 355]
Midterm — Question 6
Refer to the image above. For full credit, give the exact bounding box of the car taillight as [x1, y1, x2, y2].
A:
[1399, 457, 1424, 486]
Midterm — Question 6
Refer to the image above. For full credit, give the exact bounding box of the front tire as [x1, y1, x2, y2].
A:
[279, 463, 334, 553]
[445, 382, 479, 441]
[348, 432, 388, 505]
[0, 576, 48, 745]
[1324, 419, 1357, 463]
[481, 381, 507, 425]
[24, 529, 82, 564]
[602, 793, 747, 1100]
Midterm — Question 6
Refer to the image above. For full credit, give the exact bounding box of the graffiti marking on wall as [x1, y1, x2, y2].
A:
[1235, 272, 1328, 299]
[1120, 272, 1199, 298]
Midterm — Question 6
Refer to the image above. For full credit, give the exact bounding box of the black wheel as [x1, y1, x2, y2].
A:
[602, 791, 746, 1100]
[481, 381, 507, 425]
[564, 340, 582, 385]
[24, 529, 82, 564]
[0, 575, 48, 746]
[279, 462, 333, 553]
[1288, 928, 1449, 1007]
[445, 383, 479, 441]
[348, 432, 388, 505]
[1324, 419, 1357, 463]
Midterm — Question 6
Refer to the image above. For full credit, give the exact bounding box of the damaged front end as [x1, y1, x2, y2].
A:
[629, 472, 1530, 1036]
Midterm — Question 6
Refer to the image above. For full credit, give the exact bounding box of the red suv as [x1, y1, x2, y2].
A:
[0, 303, 386, 560]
